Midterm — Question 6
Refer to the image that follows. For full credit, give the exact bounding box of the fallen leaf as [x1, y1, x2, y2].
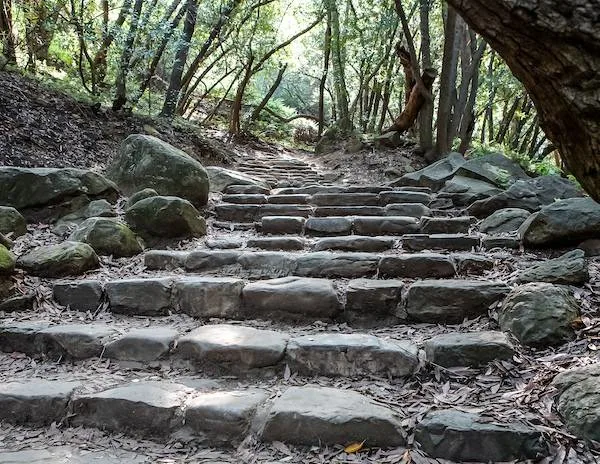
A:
[344, 440, 365, 454]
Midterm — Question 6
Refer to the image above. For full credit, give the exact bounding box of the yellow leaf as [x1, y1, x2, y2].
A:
[344, 440, 365, 454]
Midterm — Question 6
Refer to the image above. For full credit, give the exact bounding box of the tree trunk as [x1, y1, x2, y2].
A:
[447, 0, 600, 201]
[418, 0, 434, 151]
[160, 0, 198, 118]
[318, 11, 332, 136]
[248, 63, 288, 123]
[0, 0, 16, 63]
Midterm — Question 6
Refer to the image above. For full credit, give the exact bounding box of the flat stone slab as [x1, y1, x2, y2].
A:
[143, 250, 188, 270]
[305, 217, 352, 236]
[104, 327, 177, 362]
[516, 249, 588, 285]
[415, 410, 547, 462]
[311, 193, 380, 206]
[311, 236, 394, 252]
[353, 216, 420, 235]
[215, 204, 260, 222]
[454, 253, 495, 275]
[261, 216, 305, 234]
[267, 194, 311, 204]
[345, 279, 403, 317]
[259, 204, 313, 218]
[420, 216, 473, 234]
[425, 331, 515, 367]
[259, 386, 405, 447]
[173, 276, 244, 318]
[243, 277, 341, 319]
[237, 251, 297, 278]
[185, 389, 268, 443]
[402, 234, 480, 251]
[106, 278, 173, 316]
[406, 280, 510, 323]
[482, 236, 521, 249]
[223, 184, 270, 195]
[175, 324, 288, 370]
[0, 380, 79, 426]
[379, 191, 431, 205]
[53, 280, 104, 312]
[0, 446, 146, 463]
[37, 324, 115, 359]
[221, 194, 268, 204]
[246, 237, 305, 251]
[72, 381, 190, 437]
[286, 333, 418, 377]
[184, 250, 241, 272]
[295, 252, 378, 278]
[379, 254, 456, 278]
[314, 206, 384, 217]
[384, 203, 431, 218]
[0, 322, 50, 355]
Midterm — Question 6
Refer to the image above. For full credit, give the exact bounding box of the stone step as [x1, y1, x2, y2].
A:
[223, 184, 271, 195]
[52, 273, 506, 325]
[215, 204, 314, 222]
[273, 185, 432, 195]
[144, 249, 496, 280]
[402, 234, 481, 251]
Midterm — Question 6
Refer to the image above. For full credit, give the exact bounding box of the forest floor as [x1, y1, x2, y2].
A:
[0, 70, 425, 185]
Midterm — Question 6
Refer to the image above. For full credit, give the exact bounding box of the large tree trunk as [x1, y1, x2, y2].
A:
[446, 0, 600, 202]
[0, 0, 16, 63]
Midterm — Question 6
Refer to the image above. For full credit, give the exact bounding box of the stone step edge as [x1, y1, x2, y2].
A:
[0, 322, 421, 377]
[0, 380, 547, 460]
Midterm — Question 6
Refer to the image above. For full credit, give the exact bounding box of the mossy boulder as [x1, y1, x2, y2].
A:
[107, 134, 210, 207]
[69, 217, 143, 257]
[17, 241, 99, 277]
[0, 244, 16, 275]
[125, 188, 159, 210]
[0, 206, 27, 238]
[125, 195, 206, 241]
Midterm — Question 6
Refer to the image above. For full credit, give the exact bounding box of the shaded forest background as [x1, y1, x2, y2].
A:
[0, 0, 561, 176]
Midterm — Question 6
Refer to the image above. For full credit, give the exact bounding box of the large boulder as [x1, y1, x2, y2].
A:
[499, 283, 580, 347]
[438, 176, 502, 206]
[468, 176, 583, 218]
[0, 167, 119, 221]
[552, 364, 600, 442]
[0, 206, 26, 238]
[455, 153, 530, 188]
[68, 217, 143, 257]
[516, 249, 588, 285]
[0, 244, 16, 299]
[53, 199, 117, 235]
[205, 166, 270, 193]
[107, 134, 210, 207]
[519, 197, 600, 247]
[125, 196, 206, 241]
[393, 153, 465, 191]
[480, 208, 531, 234]
[17, 241, 99, 277]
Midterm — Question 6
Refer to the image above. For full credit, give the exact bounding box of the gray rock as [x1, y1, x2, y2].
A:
[0, 322, 50, 355]
[516, 249, 588, 285]
[579, 238, 600, 257]
[305, 217, 352, 236]
[345, 279, 403, 319]
[453, 253, 495, 275]
[247, 237, 305, 251]
[125, 196, 206, 240]
[243, 277, 341, 320]
[420, 216, 473, 234]
[312, 193, 380, 206]
[184, 389, 268, 443]
[55, 199, 117, 229]
[0, 446, 146, 463]
[72, 381, 189, 437]
[17, 241, 99, 277]
[175, 324, 288, 370]
[261, 216, 305, 234]
[314, 206, 384, 216]
[238, 251, 297, 278]
[552, 364, 600, 442]
[0, 167, 118, 221]
[456, 153, 530, 188]
[438, 175, 502, 205]
[259, 204, 313, 218]
[519, 197, 600, 246]
[144, 250, 188, 270]
[184, 250, 241, 272]
[106, 278, 173, 316]
[295, 252, 378, 278]
[384, 203, 431, 218]
[104, 327, 177, 361]
[205, 238, 244, 249]
[259, 386, 405, 446]
[353, 216, 420, 235]
[311, 236, 393, 252]
[173, 277, 244, 318]
[53, 280, 104, 312]
[415, 410, 546, 462]
[215, 204, 260, 222]
[224, 184, 270, 195]
[206, 166, 269, 192]
[0, 380, 80, 426]
[499, 282, 580, 347]
[480, 208, 531, 234]
[468, 176, 583, 218]
[406, 280, 510, 323]
[379, 254, 456, 278]
[0, 206, 27, 237]
[124, 188, 158, 210]
[68, 217, 142, 257]
[402, 234, 480, 251]
[425, 331, 515, 367]
[222, 194, 268, 204]
[37, 324, 115, 359]
[394, 152, 465, 191]
[286, 333, 418, 377]
[0, 244, 16, 276]
[379, 191, 431, 205]
[482, 236, 521, 249]
[0, 293, 35, 312]
[107, 134, 209, 206]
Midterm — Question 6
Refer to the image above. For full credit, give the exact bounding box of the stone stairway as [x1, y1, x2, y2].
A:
[1, 169, 597, 462]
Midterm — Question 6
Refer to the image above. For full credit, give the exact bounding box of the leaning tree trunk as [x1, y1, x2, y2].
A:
[446, 0, 600, 202]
